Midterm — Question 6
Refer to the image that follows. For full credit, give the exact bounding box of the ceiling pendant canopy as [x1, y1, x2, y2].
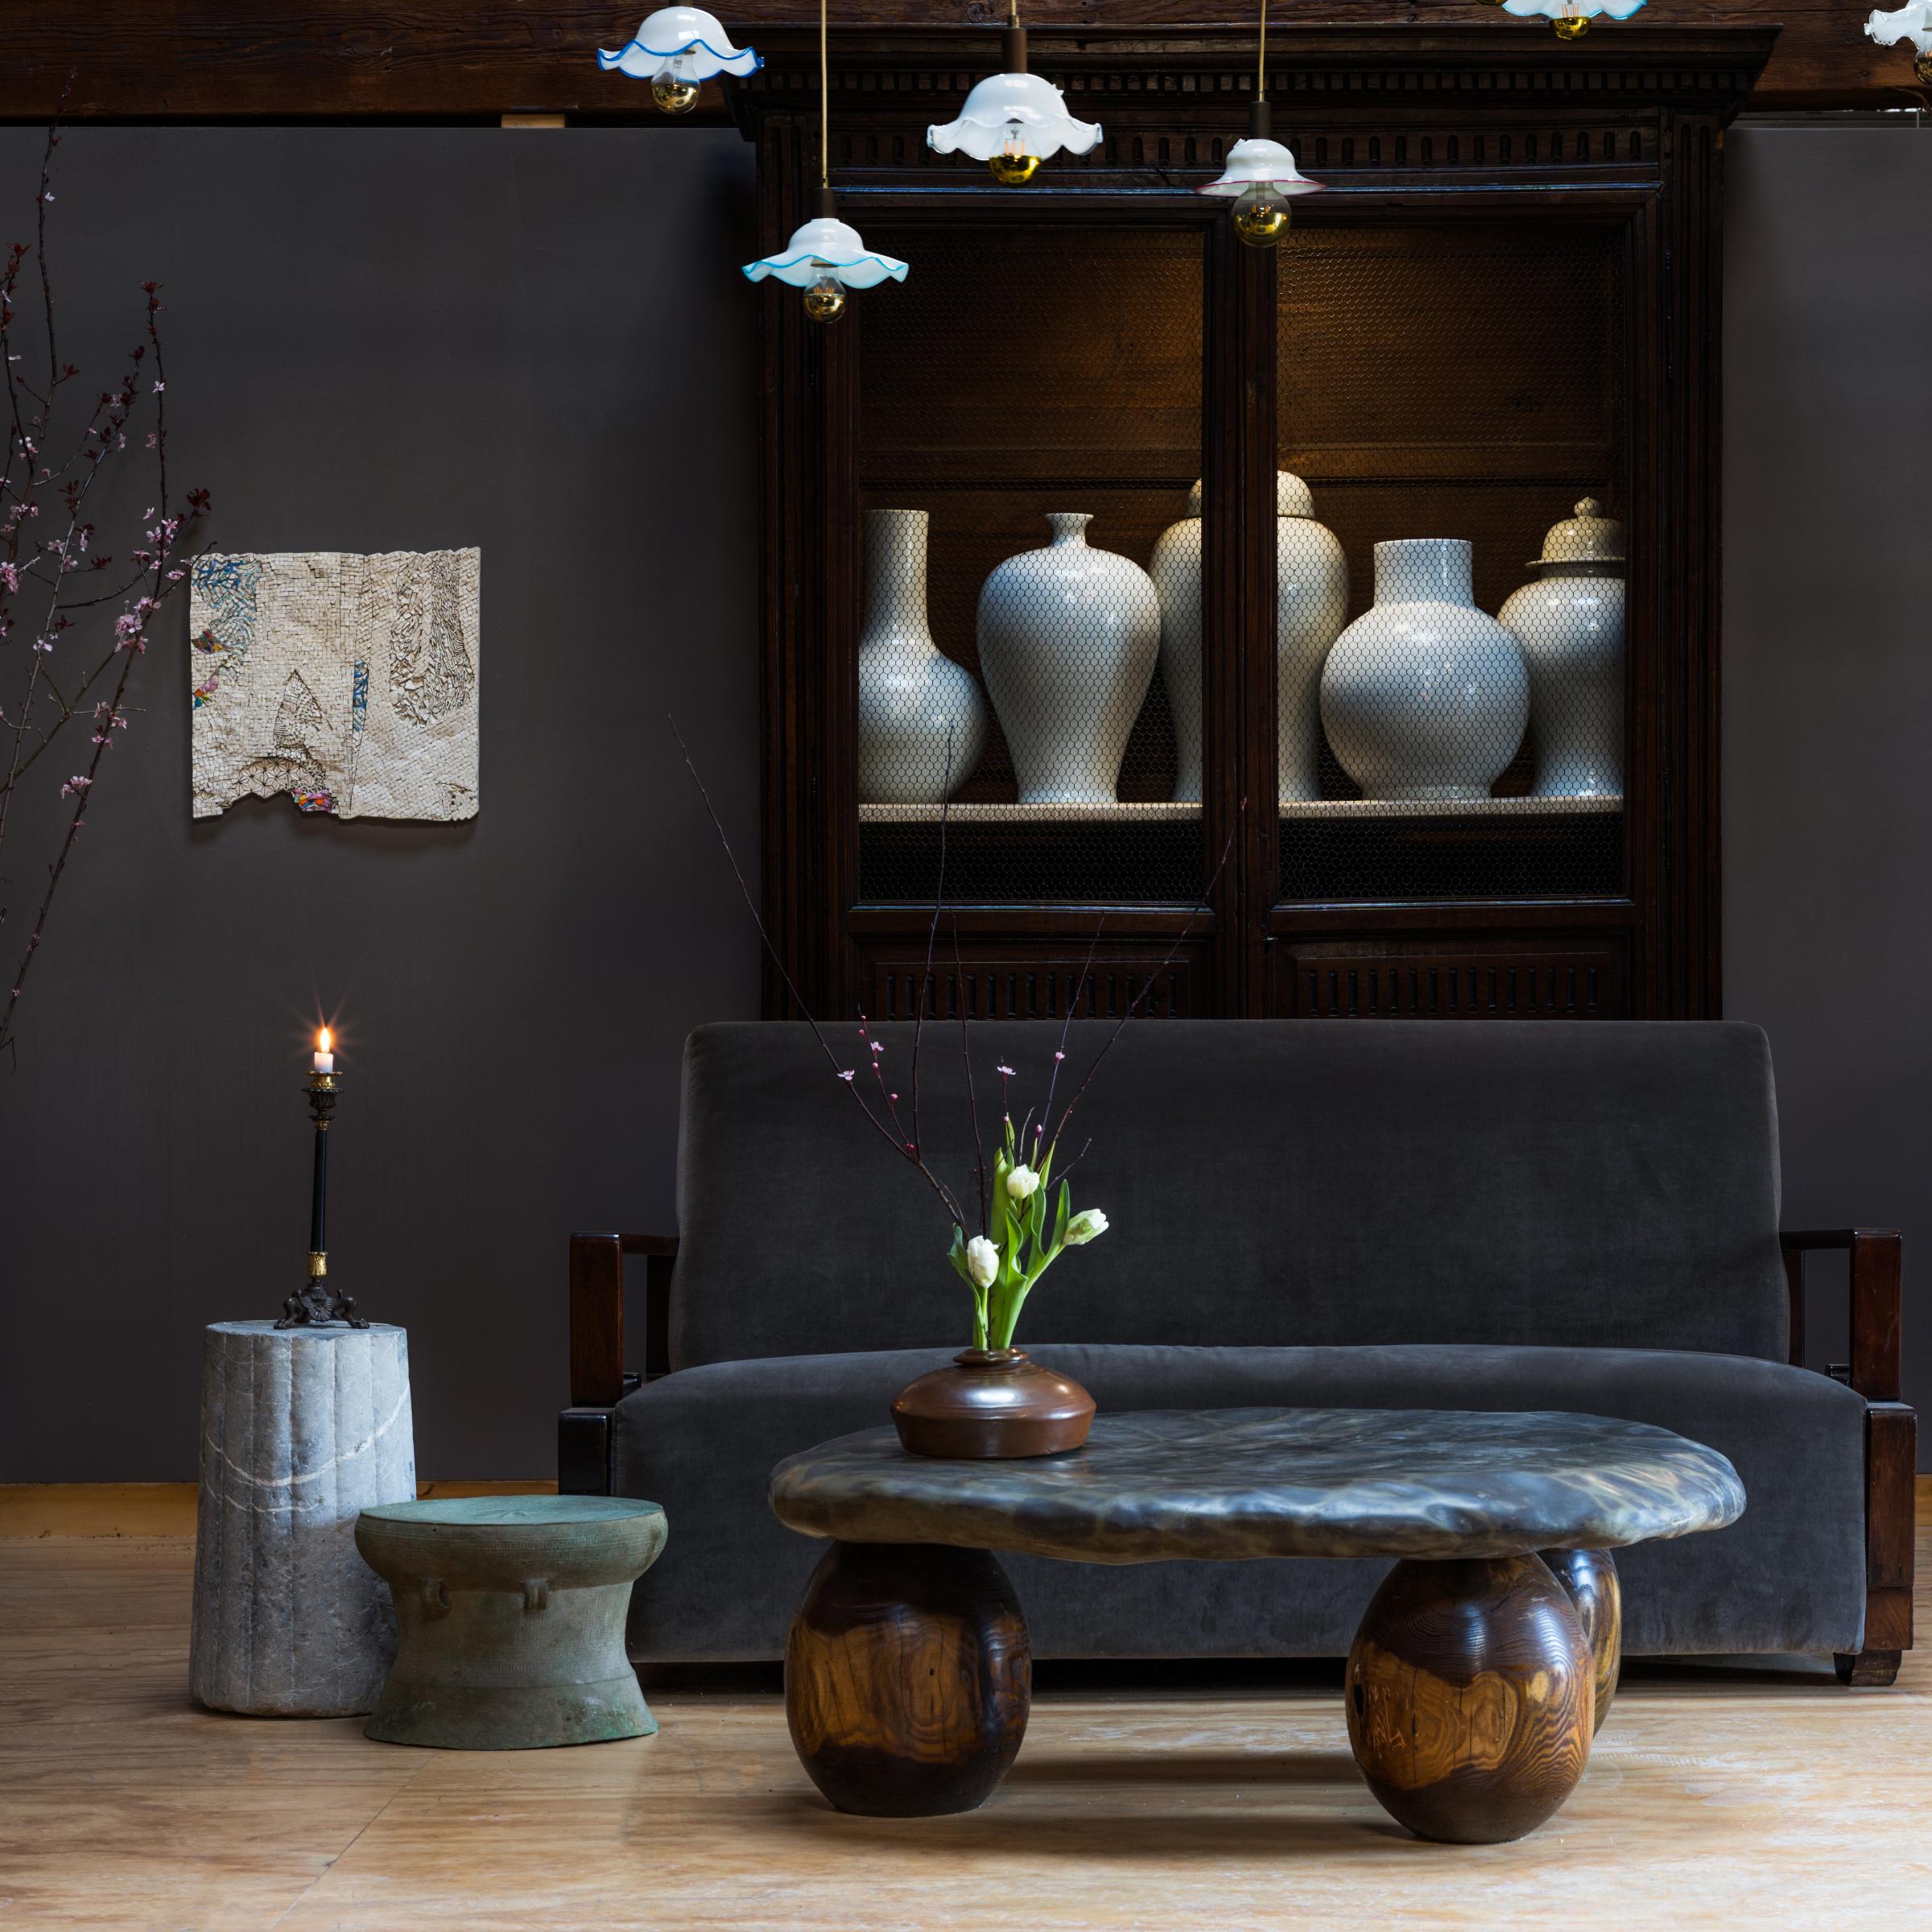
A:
[742, 0, 906, 324]
[1498, 0, 1647, 39]
[1199, 3, 1322, 249]
[927, 4, 1103, 186]
[598, 6, 761, 113]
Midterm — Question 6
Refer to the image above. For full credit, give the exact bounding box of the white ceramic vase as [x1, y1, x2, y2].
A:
[1499, 500, 1625, 799]
[976, 513, 1160, 807]
[1151, 473, 1348, 805]
[856, 509, 989, 803]
[1319, 538, 1529, 800]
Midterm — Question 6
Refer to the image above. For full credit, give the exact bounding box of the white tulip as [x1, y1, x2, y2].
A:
[1064, 1208, 1109, 1246]
[1005, 1164, 1042, 1201]
[965, 1235, 1001, 1289]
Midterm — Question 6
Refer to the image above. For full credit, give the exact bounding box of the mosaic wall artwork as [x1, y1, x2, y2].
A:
[190, 549, 480, 821]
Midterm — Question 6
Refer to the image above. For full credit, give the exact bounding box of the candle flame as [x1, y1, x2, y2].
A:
[317, 1026, 332, 1053]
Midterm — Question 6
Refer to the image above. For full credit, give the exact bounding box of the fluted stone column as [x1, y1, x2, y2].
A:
[190, 1320, 416, 1716]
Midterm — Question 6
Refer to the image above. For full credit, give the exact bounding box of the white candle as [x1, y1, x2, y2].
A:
[312, 1026, 335, 1075]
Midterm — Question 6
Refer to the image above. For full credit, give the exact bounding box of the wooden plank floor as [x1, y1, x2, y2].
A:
[3, 1528, 1930, 1930]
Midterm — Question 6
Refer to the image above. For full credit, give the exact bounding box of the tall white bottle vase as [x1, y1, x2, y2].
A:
[1152, 475, 1348, 806]
[976, 513, 1160, 807]
[1319, 538, 1528, 801]
[856, 509, 989, 804]
[1272, 476, 1349, 803]
[1499, 500, 1626, 799]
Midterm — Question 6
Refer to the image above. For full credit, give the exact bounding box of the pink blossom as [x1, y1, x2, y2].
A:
[837, 1069, 856, 1083]
[58, 775, 91, 798]
[996, 1063, 1016, 1077]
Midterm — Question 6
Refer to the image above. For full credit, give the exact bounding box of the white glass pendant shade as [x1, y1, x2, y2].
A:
[929, 71, 1102, 166]
[743, 214, 909, 293]
[1200, 104, 1322, 250]
[928, 27, 1100, 184]
[598, 8, 762, 80]
[1867, 4, 1932, 82]
[1501, 0, 1646, 38]
[1201, 136, 1323, 200]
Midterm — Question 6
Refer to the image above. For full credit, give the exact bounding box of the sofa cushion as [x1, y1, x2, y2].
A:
[613, 1341, 1866, 1662]
[672, 1020, 1788, 1370]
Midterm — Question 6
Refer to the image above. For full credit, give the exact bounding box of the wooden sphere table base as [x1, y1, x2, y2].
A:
[770, 1408, 1739, 1842]
[786, 1542, 1031, 1817]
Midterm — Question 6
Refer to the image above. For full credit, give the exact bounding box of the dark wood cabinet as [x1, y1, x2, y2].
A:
[736, 25, 1771, 1023]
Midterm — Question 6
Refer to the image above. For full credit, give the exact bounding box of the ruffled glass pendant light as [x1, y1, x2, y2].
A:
[597, 7, 762, 114]
[1199, 2, 1322, 248]
[927, 2, 1103, 186]
[742, 0, 906, 325]
[1864, 2, 1932, 81]
[1492, 0, 1647, 39]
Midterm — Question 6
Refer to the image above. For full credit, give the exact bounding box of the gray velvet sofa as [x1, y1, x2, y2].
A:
[560, 1018, 1914, 1682]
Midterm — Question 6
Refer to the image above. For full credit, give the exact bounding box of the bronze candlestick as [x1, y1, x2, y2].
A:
[278, 1063, 368, 1328]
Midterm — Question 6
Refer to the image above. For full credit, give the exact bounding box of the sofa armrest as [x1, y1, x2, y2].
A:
[1780, 1228, 1902, 1402]
[568, 1231, 679, 1406]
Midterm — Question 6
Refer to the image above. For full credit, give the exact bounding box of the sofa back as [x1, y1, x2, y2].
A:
[670, 1018, 1787, 1371]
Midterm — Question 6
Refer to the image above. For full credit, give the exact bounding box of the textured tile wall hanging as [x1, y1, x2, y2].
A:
[189, 549, 480, 821]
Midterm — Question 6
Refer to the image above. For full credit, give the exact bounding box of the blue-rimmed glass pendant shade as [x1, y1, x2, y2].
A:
[744, 185, 910, 325]
[598, 6, 762, 113]
[1500, 0, 1646, 40]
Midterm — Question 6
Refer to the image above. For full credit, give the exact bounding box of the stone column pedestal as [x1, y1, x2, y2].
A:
[190, 1320, 416, 1716]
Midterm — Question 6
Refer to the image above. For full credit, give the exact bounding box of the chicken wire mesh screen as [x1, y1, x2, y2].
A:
[1274, 221, 1629, 902]
[854, 224, 1208, 906]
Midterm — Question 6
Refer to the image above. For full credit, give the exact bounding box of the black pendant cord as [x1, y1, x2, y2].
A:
[278, 1071, 367, 1328]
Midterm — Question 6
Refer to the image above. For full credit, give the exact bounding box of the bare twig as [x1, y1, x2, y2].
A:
[1046, 805, 1245, 1153]
[668, 712, 972, 1230]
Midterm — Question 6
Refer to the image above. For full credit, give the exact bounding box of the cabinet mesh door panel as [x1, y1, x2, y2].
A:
[1274, 221, 1629, 902]
[856, 224, 1207, 906]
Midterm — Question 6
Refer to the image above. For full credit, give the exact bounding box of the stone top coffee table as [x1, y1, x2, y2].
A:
[769, 1407, 1744, 1842]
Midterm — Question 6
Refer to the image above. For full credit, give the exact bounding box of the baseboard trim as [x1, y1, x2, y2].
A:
[0, 1478, 557, 1539]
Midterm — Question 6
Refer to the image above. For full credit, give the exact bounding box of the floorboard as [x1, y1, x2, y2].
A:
[2, 1525, 1928, 1929]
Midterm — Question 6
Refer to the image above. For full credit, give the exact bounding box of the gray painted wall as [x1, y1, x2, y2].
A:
[0, 129, 762, 1480]
[2, 122, 1925, 1479]
[1724, 123, 1932, 1443]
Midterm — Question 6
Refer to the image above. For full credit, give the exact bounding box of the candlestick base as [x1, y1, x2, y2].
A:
[276, 1287, 369, 1329]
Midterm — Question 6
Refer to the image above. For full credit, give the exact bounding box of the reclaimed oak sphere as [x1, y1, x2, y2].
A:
[1347, 1554, 1592, 1843]
[785, 1541, 1030, 1817]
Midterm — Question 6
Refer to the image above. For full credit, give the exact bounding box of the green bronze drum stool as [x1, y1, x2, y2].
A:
[354, 1496, 667, 1750]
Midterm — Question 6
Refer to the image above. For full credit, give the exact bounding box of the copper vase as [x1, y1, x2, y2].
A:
[891, 1349, 1096, 1459]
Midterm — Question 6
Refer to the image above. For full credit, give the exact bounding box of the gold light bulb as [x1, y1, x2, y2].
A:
[1918, 51, 1932, 84]
[1552, 12, 1591, 39]
[1231, 186, 1290, 249]
[989, 130, 1041, 186]
[651, 72, 701, 114]
[803, 275, 847, 324]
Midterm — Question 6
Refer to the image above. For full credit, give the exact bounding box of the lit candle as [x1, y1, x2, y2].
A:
[312, 1026, 335, 1075]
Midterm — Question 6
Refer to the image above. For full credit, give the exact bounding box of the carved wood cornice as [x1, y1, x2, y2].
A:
[740, 25, 1777, 127]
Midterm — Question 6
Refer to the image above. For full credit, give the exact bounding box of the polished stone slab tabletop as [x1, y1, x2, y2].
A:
[768, 1407, 1746, 1564]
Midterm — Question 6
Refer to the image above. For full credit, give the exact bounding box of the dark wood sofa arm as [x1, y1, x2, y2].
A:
[561, 1232, 678, 1495]
[1780, 1228, 1913, 1685]
[1780, 1227, 1901, 1401]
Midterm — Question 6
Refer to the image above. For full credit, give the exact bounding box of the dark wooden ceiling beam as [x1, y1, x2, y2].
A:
[0, 5, 1913, 121]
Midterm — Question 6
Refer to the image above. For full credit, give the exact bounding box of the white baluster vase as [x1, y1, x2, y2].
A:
[976, 512, 1160, 807]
